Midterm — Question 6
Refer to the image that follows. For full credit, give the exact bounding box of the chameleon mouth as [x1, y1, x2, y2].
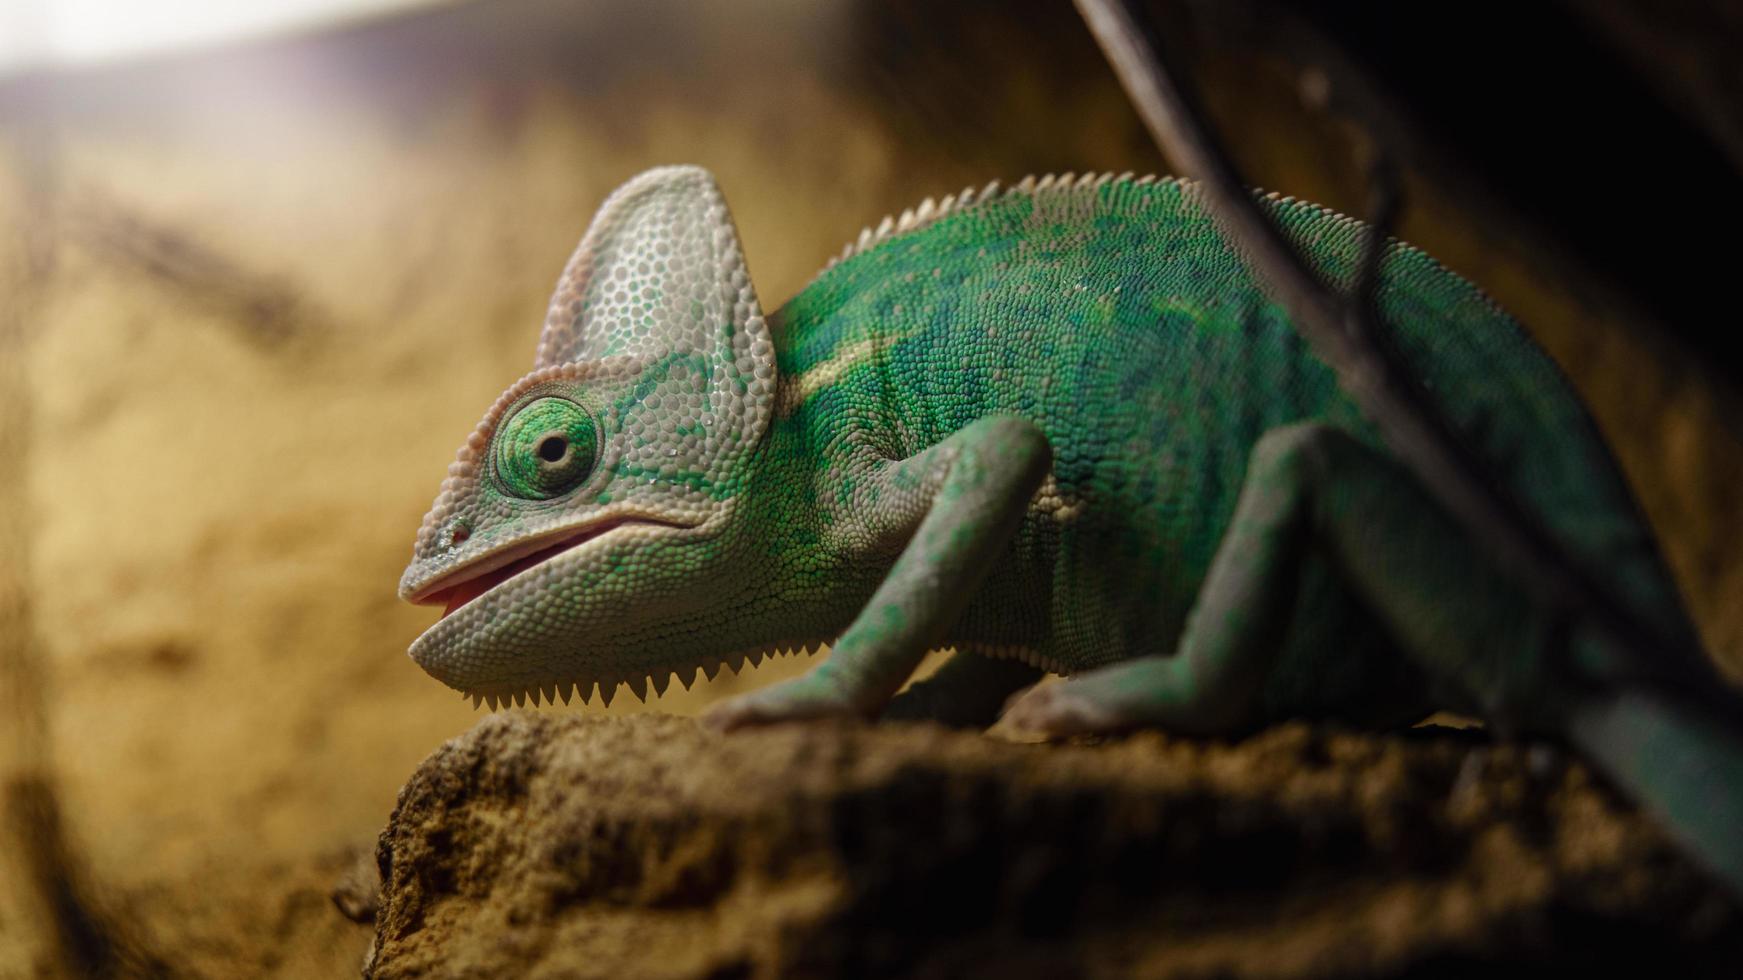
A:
[409, 515, 689, 618]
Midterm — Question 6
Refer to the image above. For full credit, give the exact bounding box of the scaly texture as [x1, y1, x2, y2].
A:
[399, 166, 1743, 893]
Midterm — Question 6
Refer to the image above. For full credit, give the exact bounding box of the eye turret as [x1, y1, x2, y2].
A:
[492, 396, 598, 499]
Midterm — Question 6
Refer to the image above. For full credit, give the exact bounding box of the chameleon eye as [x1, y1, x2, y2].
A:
[493, 396, 598, 500]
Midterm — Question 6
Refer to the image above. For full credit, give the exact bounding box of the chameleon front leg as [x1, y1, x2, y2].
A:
[702, 416, 1052, 732]
[1004, 421, 1553, 736]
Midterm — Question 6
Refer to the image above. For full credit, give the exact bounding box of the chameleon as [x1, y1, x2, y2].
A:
[400, 165, 1743, 893]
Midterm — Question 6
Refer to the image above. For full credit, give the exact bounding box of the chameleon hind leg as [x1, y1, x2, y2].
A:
[1003, 421, 1743, 897]
[703, 416, 1052, 732]
[1003, 420, 1555, 736]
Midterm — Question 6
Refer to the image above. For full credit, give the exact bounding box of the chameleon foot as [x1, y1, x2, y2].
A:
[1000, 680, 1131, 736]
[1001, 651, 1260, 737]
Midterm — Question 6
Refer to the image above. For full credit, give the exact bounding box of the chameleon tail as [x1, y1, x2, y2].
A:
[1563, 684, 1743, 897]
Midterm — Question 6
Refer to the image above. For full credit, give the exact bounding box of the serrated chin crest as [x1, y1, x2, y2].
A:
[446, 644, 827, 713]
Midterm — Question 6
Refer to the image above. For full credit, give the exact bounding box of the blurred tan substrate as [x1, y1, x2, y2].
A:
[0, 1, 1738, 974]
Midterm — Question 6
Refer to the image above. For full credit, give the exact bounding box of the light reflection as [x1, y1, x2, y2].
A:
[0, 0, 445, 73]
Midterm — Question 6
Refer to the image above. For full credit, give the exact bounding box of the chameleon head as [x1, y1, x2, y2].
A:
[398, 166, 777, 705]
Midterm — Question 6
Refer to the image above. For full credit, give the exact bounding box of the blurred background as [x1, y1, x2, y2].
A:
[2, 0, 1741, 974]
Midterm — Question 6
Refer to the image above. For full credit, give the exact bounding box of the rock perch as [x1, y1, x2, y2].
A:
[366, 713, 1739, 978]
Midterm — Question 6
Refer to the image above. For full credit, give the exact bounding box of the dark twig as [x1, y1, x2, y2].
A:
[1350, 151, 1399, 321]
[1072, 0, 1698, 689]
[68, 189, 307, 346]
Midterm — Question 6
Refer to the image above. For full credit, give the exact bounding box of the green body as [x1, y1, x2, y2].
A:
[401, 167, 1741, 894]
[755, 177, 1684, 723]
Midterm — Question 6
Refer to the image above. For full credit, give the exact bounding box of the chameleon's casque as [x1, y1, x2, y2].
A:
[402, 166, 1743, 894]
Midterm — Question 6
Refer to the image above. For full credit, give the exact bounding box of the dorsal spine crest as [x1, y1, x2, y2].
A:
[814, 171, 1179, 288]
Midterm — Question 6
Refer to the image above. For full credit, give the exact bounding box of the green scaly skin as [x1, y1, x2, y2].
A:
[401, 166, 1743, 894]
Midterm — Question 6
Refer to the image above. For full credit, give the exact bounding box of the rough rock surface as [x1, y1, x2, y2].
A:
[367, 713, 1740, 979]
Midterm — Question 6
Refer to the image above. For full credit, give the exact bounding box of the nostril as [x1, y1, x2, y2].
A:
[447, 523, 471, 548]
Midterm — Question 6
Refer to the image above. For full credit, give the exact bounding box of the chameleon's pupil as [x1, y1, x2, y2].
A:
[536, 434, 568, 463]
[492, 396, 598, 500]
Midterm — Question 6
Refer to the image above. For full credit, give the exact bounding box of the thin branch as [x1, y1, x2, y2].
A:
[1350, 150, 1399, 320]
[1072, 0, 1694, 689]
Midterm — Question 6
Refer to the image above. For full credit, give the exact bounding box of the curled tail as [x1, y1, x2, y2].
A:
[1565, 684, 1743, 895]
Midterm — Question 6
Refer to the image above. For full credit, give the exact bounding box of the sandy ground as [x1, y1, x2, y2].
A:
[2, 0, 1741, 974]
